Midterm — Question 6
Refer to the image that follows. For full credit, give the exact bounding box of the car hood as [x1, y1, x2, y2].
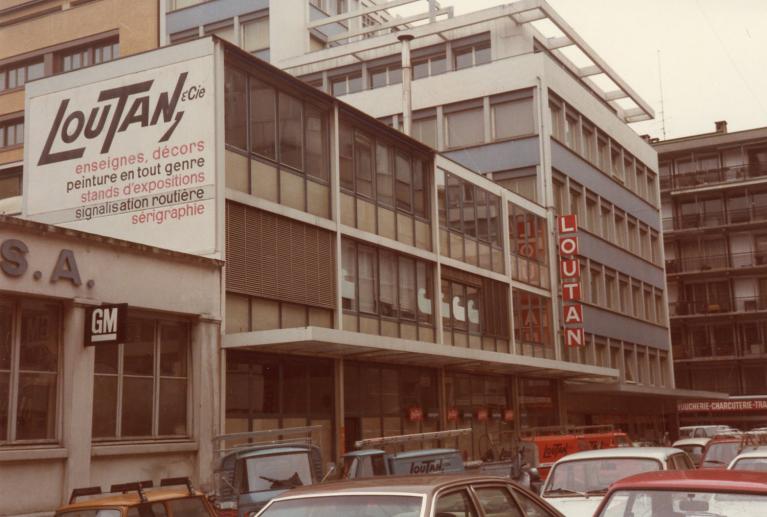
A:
[542, 496, 604, 517]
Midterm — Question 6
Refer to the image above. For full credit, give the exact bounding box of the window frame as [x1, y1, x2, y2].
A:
[92, 315, 192, 441]
[0, 297, 62, 445]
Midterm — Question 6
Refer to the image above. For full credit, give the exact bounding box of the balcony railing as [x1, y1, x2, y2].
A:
[666, 251, 767, 274]
[663, 204, 767, 231]
[674, 340, 767, 360]
[670, 296, 767, 317]
[660, 163, 767, 191]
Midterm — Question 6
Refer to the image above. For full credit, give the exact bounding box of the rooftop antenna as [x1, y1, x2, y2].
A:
[657, 50, 667, 140]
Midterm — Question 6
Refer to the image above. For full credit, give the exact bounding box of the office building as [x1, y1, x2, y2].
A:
[656, 122, 767, 429]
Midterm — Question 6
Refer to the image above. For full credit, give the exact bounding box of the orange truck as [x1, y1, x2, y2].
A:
[522, 426, 631, 480]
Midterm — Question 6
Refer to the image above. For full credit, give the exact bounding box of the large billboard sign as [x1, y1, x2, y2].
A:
[24, 47, 217, 256]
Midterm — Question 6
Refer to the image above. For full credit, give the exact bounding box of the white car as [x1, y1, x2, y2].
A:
[728, 446, 767, 472]
[678, 425, 731, 438]
[672, 437, 710, 467]
[540, 447, 695, 517]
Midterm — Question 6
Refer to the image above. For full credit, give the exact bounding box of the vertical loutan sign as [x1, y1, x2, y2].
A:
[23, 45, 217, 256]
[559, 215, 585, 347]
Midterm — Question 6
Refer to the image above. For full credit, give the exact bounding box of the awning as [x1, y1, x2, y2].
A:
[564, 381, 729, 400]
[223, 326, 619, 382]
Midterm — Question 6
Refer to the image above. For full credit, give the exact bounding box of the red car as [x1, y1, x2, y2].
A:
[593, 470, 767, 516]
[700, 436, 742, 469]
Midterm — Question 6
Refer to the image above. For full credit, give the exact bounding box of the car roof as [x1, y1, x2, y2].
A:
[269, 474, 517, 498]
[58, 488, 201, 511]
[732, 447, 767, 460]
[672, 438, 710, 447]
[552, 447, 682, 463]
[606, 469, 767, 493]
[234, 445, 314, 459]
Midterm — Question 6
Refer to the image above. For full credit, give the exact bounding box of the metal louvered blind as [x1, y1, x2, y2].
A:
[226, 201, 336, 309]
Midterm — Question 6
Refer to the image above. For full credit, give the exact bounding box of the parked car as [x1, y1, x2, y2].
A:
[728, 446, 767, 472]
[56, 478, 215, 517]
[593, 469, 767, 516]
[678, 425, 731, 439]
[700, 435, 743, 469]
[672, 437, 710, 467]
[539, 447, 694, 516]
[255, 474, 564, 517]
[212, 427, 326, 517]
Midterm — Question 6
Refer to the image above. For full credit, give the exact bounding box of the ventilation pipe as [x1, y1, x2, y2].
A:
[398, 33, 415, 136]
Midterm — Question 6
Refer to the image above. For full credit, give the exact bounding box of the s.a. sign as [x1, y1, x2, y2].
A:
[85, 303, 128, 346]
[24, 43, 217, 257]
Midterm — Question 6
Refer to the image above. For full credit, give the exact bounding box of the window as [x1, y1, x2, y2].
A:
[242, 16, 269, 54]
[492, 95, 534, 140]
[453, 40, 490, 70]
[513, 290, 553, 356]
[331, 71, 362, 96]
[0, 299, 60, 443]
[342, 239, 434, 338]
[509, 205, 549, 288]
[582, 122, 596, 162]
[225, 67, 247, 150]
[475, 487, 523, 517]
[278, 92, 303, 170]
[611, 145, 624, 180]
[605, 272, 616, 309]
[0, 60, 44, 91]
[565, 112, 579, 152]
[412, 115, 437, 148]
[0, 119, 24, 149]
[443, 272, 509, 348]
[445, 106, 484, 148]
[60, 40, 119, 72]
[549, 100, 564, 141]
[413, 52, 446, 79]
[93, 317, 190, 439]
[600, 204, 613, 241]
[590, 267, 602, 305]
[369, 63, 401, 89]
[0, 167, 22, 201]
[597, 135, 609, 172]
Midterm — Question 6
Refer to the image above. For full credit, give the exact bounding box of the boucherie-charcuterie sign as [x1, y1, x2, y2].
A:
[23, 44, 217, 257]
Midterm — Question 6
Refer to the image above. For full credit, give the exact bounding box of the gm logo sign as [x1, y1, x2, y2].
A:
[85, 303, 128, 346]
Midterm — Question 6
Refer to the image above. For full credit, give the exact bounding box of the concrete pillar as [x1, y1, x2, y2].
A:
[193, 318, 221, 490]
[62, 302, 94, 503]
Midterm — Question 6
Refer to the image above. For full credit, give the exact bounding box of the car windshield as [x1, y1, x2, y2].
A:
[678, 429, 693, 439]
[703, 442, 740, 467]
[598, 489, 767, 517]
[545, 458, 662, 497]
[731, 457, 767, 472]
[245, 452, 313, 492]
[259, 495, 423, 517]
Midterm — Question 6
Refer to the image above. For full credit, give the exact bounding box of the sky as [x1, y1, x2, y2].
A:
[392, 0, 767, 140]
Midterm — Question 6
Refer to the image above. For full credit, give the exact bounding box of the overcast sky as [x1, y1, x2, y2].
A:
[395, 0, 767, 140]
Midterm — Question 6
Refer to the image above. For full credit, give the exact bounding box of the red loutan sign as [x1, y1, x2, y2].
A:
[678, 399, 767, 413]
[558, 214, 584, 348]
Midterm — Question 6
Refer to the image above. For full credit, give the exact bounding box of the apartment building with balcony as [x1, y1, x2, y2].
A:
[0, 0, 160, 215]
[160, 0, 723, 440]
[656, 121, 767, 429]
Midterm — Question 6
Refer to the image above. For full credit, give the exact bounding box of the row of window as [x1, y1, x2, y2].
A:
[170, 15, 270, 57]
[666, 234, 767, 274]
[549, 92, 658, 208]
[380, 90, 536, 151]
[0, 298, 190, 445]
[340, 119, 430, 219]
[226, 65, 330, 182]
[672, 320, 767, 361]
[668, 277, 767, 317]
[437, 169, 504, 272]
[578, 257, 666, 326]
[313, 35, 491, 98]
[675, 362, 767, 396]
[0, 39, 118, 93]
[342, 238, 434, 325]
[669, 188, 767, 231]
[573, 334, 669, 387]
[659, 145, 767, 188]
[553, 173, 662, 266]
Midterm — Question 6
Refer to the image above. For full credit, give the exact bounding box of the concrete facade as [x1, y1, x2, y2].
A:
[0, 216, 222, 516]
